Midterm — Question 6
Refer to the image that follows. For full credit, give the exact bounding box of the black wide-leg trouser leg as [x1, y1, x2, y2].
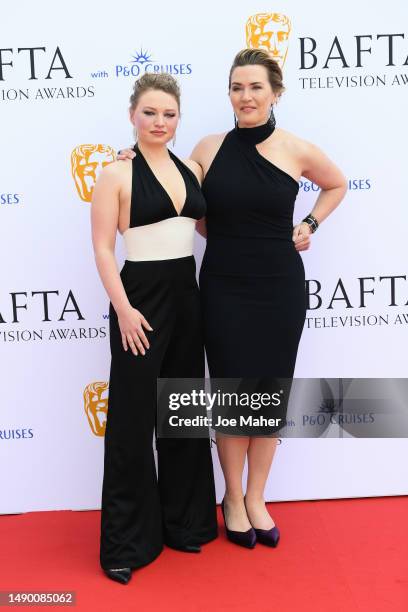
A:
[157, 278, 218, 548]
[100, 257, 217, 570]
[100, 298, 171, 570]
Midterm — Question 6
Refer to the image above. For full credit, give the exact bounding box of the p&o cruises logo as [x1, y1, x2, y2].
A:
[90, 47, 193, 80]
[1, 192, 21, 205]
[0, 428, 34, 440]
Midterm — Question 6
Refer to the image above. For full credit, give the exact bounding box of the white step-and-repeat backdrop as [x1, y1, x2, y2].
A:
[1, 0, 407, 513]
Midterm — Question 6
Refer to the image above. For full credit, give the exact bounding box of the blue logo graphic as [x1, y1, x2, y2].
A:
[90, 48, 192, 80]
[130, 48, 155, 65]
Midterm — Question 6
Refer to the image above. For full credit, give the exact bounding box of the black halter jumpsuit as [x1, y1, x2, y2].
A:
[100, 146, 218, 571]
[200, 125, 307, 434]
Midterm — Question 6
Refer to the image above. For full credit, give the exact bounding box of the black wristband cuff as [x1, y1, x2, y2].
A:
[302, 214, 319, 233]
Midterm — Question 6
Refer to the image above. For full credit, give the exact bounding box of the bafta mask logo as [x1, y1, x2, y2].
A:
[84, 381, 109, 436]
[246, 13, 292, 68]
[71, 144, 116, 203]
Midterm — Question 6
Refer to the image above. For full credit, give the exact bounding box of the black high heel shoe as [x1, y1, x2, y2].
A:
[253, 525, 280, 548]
[104, 567, 132, 584]
[221, 498, 256, 549]
[244, 497, 280, 548]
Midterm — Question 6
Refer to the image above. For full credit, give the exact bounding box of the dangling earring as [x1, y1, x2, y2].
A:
[269, 106, 276, 130]
[172, 134, 176, 147]
[234, 113, 238, 128]
[133, 126, 138, 144]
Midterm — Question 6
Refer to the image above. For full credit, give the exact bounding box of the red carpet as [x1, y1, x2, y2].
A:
[1, 497, 407, 612]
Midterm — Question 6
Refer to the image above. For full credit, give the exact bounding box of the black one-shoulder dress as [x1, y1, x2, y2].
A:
[200, 123, 307, 435]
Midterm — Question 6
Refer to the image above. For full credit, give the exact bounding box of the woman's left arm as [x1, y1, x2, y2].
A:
[300, 141, 348, 226]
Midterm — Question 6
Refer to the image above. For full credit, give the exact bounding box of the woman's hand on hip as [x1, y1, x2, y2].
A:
[117, 305, 153, 355]
[292, 223, 311, 252]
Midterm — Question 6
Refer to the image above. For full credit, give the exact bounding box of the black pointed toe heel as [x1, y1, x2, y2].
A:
[104, 567, 132, 584]
[244, 495, 280, 548]
[221, 499, 256, 549]
[254, 525, 280, 548]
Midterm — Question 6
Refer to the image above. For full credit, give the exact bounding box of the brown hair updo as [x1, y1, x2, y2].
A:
[129, 73, 181, 112]
[228, 49, 285, 97]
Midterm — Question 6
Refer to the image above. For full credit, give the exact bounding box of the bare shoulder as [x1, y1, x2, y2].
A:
[274, 128, 346, 185]
[197, 132, 228, 147]
[182, 158, 204, 184]
[96, 159, 131, 184]
[273, 128, 312, 156]
[190, 132, 228, 174]
[195, 132, 227, 150]
[192, 132, 227, 155]
[275, 129, 330, 172]
[101, 159, 131, 177]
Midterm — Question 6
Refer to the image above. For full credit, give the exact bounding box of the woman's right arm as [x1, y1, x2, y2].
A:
[91, 165, 130, 315]
[91, 164, 152, 355]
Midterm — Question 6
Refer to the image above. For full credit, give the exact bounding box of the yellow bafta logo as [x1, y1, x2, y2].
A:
[84, 381, 109, 436]
[71, 144, 116, 203]
[246, 13, 292, 68]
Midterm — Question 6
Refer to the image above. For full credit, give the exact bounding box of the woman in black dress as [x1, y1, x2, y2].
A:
[192, 49, 347, 547]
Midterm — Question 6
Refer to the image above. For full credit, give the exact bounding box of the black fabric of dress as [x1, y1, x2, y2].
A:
[200, 123, 307, 435]
[100, 147, 217, 571]
[129, 144, 207, 225]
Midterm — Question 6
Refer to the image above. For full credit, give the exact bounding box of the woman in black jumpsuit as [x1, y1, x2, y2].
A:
[92, 74, 217, 584]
